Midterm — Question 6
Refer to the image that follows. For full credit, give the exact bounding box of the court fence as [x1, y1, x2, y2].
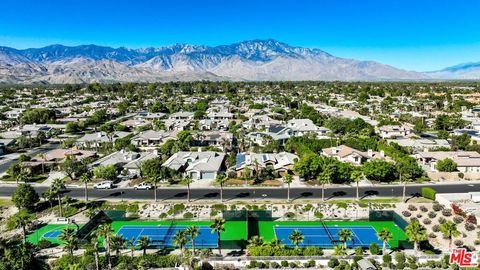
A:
[369, 210, 413, 249]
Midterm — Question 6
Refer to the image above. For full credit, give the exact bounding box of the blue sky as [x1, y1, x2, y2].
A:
[0, 0, 479, 71]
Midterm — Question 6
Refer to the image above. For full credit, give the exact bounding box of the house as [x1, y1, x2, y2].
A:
[235, 152, 299, 177]
[414, 151, 480, 173]
[193, 131, 233, 151]
[242, 114, 281, 130]
[357, 259, 377, 270]
[162, 151, 225, 180]
[199, 118, 230, 131]
[89, 150, 159, 177]
[4, 108, 25, 120]
[287, 119, 330, 137]
[322, 145, 389, 165]
[131, 130, 178, 148]
[76, 131, 130, 148]
[135, 111, 166, 120]
[120, 118, 151, 129]
[376, 125, 413, 139]
[387, 138, 450, 152]
[168, 111, 194, 120]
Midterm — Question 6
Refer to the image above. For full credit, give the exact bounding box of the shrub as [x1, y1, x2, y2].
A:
[421, 187, 437, 200]
[423, 218, 432, 225]
[428, 233, 437, 238]
[402, 211, 411, 217]
[355, 247, 363, 255]
[369, 243, 380, 255]
[420, 205, 429, 212]
[458, 172, 465, 179]
[451, 203, 466, 217]
[302, 246, 324, 256]
[247, 260, 257, 269]
[442, 209, 452, 217]
[465, 222, 476, 231]
[383, 254, 392, 266]
[474, 239, 480, 245]
[304, 260, 316, 268]
[38, 239, 53, 249]
[453, 216, 464, 224]
[281, 261, 289, 267]
[288, 262, 298, 268]
[256, 262, 266, 269]
[408, 205, 418, 211]
[314, 211, 324, 219]
[328, 258, 340, 268]
[432, 203, 443, 212]
[270, 262, 280, 269]
[467, 214, 477, 225]
[454, 240, 464, 247]
[438, 217, 447, 224]
[285, 212, 295, 219]
[183, 212, 193, 219]
[436, 158, 457, 172]
[428, 211, 437, 218]
[432, 224, 440, 232]
[416, 214, 423, 218]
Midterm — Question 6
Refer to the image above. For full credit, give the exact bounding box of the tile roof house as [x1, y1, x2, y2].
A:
[89, 150, 159, 177]
[376, 125, 413, 139]
[235, 152, 299, 177]
[322, 145, 390, 165]
[131, 130, 178, 148]
[414, 151, 480, 173]
[193, 131, 233, 151]
[387, 138, 450, 152]
[162, 151, 226, 180]
[76, 131, 130, 148]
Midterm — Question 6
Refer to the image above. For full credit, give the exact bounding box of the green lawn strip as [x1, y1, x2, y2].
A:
[258, 220, 407, 249]
[27, 224, 83, 245]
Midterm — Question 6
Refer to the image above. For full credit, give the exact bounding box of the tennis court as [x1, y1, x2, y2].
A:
[117, 224, 218, 248]
[43, 230, 63, 238]
[274, 224, 385, 248]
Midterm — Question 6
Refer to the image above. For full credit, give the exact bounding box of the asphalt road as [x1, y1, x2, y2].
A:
[1, 182, 479, 202]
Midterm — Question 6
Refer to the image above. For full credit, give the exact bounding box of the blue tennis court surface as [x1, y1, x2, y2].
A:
[274, 225, 385, 248]
[43, 230, 62, 238]
[117, 225, 217, 248]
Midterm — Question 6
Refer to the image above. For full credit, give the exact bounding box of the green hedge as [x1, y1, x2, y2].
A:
[421, 187, 437, 200]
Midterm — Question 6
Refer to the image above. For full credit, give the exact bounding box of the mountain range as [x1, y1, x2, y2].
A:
[0, 39, 477, 84]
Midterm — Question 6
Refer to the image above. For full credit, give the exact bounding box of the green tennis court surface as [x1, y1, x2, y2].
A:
[27, 224, 83, 245]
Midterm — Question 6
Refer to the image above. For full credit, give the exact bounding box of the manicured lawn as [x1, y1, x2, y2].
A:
[258, 220, 407, 248]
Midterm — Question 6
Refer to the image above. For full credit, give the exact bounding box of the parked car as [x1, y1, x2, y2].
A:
[93, 181, 114, 189]
[134, 182, 153, 190]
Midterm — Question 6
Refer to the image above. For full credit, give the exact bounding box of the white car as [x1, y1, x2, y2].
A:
[93, 181, 114, 189]
[134, 182, 153, 190]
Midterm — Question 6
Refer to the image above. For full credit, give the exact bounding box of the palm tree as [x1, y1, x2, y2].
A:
[440, 220, 460, 248]
[283, 173, 294, 202]
[149, 174, 162, 202]
[40, 153, 46, 174]
[92, 237, 100, 270]
[317, 168, 332, 201]
[12, 210, 34, 244]
[338, 229, 353, 249]
[400, 172, 412, 202]
[110, 235, 126, 257]
[210, 218, 226, 255]
[269, 238, 284, 250]
[51, 178, 66, 217]
[377, 228, 393, 254]
[186, 226, 200, 254]
[137, 236, 150, 256]
[59, 227, 78, 256]
[247, 235, 264, 249]
[16, 168, 29, 184]
[79, 173, 91, 202]
[216, 173, 227, 202]
[405, 220, 427, 255]
[350, 170, 363, 200]
[173, 230, 189, 253]
[288, 230, 304, 249]
[184, 176, 193, 203]
[126, 237, 136, 257]
[333, 244, 347, 256]
[97, 223, 114, 269]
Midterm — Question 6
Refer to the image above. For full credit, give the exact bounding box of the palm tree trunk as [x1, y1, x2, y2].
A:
[22, 226, 26, 244]
[217, 232, 222, 255]
[322, 184, 325, 201]
[187, 184, 191, 203]
[143, 247, 146, 256]
[95, 252, 99, 270]
[403, 181, 406, 202]
[383, 241, 386, 255]
[414, 241, 418, 255]
[192, 239, 196, 255]
[84, 182, 89, 202]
